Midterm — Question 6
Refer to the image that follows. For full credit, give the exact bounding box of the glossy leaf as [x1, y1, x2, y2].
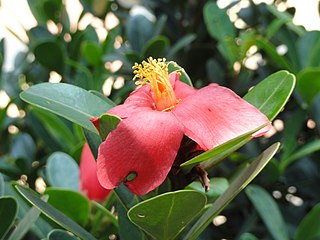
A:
[0, 196, 18, 240]
[244, 70, 296, 121]
[128, 190, 206, 240]
[15, 185, 96, 240]
[83, 128, 101, 159]
[46, 152, 79, 191]
[7, 196, 48, 240]
[98, 113, 121, 141]
[167, 34, 197, 58]
[44, 188, 90, 226]
[296, 68, 320, 104]
[188, 178, 229, 200]
[34, 41, 65, 73]
[183, 143, 280, 240]
[143, 36, 169, 58]
[168, 61, 193, 87]
[20, 83, 113, 133]
[246, 185, 289, 240]
[47, 229, 79, 240]
[295, 203, 320, 240]
[298, 31, 320, 68]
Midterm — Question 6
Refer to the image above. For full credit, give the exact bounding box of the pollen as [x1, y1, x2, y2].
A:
[132, 57, 178, 111]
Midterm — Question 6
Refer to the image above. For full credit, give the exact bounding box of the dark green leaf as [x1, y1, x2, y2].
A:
[0, 174, 4, 197]
[7, 196, 48, 240]
[188, 178, 229, 200]
[98, 113, 121, 141]
[244, 70, 296, 121]
[34, 41, 65, 73]
[183, 143, 280, 240]
[44, 188, 90, 226]
[88, 90, 116, 107]
[167, 34, 196, 59]
[46, 152, 79, 191]
[297, 68, 320, 104]
[295, 203, 320, 240]
[143, 36, 169, 58]
[128, 190, 206, 240]
[83, 128, 101, 159]
[246, 185, 289, 240]
[20, 83, 113, 133]
[91, 201, 118, 228]
[82, 42, 102, 66]
[15, 185, 96, 240]
[298, 31, 320, 68]
[0, 196, 18, 240]
[167, 61, 193, 87]
[47, 229, 79, 240]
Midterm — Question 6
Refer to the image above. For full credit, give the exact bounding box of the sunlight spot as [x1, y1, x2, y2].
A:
[288, 186, 297, 194]
[8, 125, 19, 134]
[49, 71, 62, 83]
[213, 215, 227, 226]
[105, 12, 120, 30]
[233, 61, 241, 73]
[276, 44, 288, 55]
[105, 60, 123, 73]
[35, 177, 47, 193]
[114, 76, 125, 89]
[273, 119, 284, 131]
[286, 194, 303, 206]
[102, 77, 114, 96]
[0, 90, 11, 109]
[7, 103, 20, 118]
[307, 119, 316, 129]
[272, 190, 282, 199]
[46, 20, 60, 35]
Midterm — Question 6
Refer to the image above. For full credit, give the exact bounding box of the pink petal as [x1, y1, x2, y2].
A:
[172, 84, 270, 150]
[170, 72, 197, 99]
[97, 110, 184, 196]
[80, 143, 111, 201]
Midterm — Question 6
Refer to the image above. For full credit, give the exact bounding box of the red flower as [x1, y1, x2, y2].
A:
[93, 58, 270, 196]
[80, 143, 111, 201]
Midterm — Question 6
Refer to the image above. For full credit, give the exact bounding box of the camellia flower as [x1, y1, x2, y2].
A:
[92, 57, 270, 196]
[80, 143, 111, 201]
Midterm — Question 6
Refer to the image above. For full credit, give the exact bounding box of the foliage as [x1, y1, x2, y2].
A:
[0, 0, 319, 239]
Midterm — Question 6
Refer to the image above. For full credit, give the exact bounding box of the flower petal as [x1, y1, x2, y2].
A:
[97, 110, 184, 196]
[170, 72, 197, 99]
[80, 143, 111, 201]
[172, 84, 270, 150]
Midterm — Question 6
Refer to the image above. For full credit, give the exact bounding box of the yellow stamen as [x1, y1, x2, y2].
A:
[132, 57, 178, 111]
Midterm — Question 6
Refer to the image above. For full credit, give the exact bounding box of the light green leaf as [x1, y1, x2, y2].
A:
[15, 185, 96, 240]
[128, 190, 206, 240]
[295, 203, 320, 240]
[46, 152, 79, 191]
[244, 70, 296, 121]
[98, 113, 121, 141]
[20, 83, 113, 134]
[0, 196, 18, 240]
[246, 185, 289, 240]
[47, 229, 79, 240]
[183, 143, 280, 240]
[188, 177, 229, 200]
[44, 188, 90, 226]
[82, 41, 102, 66]
[7, 196, 48, 240]
[168, 61, 193, 87]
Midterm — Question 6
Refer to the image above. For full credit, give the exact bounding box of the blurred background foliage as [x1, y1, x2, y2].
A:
[0, 0, 320, 239]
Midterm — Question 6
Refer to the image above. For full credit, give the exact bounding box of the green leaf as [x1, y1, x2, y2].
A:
[245, 185, 289, 240]
[15, 185, 96, 240]
[188, 178, 229, 200]
[98, 113, 121, 141]
[167, 34, 196, 59]
[297, 68, 320, 104]
[7, 195, 48, 240]
[83, 128, 101, 159]
[20, 83, 113, 134]
[244, 70, 296, 121]
[44, 188, 90, 226]
[183, 143, 280, 240]
[47, 229, 79, 240]
[181, 123, 268, 170]
[34, 41, 65, 73]
[128, 190, 206, 240]
[295, 203, 320, 240]
[88, 90, 116, 107]
[31, 107, 76, 150]
[46, 152, 79, 191]
[82, 41, 103, 66]
[280, 140, 320, 171]
[167, 61, 193, 87]
[204, 1, 235, 41]
[298, 31, 320, 68]
[91, 201, 118, 228]
[143, 36, 169, 58]
[0, 174, 4, 197]
[0, 196, 18, 240]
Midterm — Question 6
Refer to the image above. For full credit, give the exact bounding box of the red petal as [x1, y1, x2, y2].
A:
[170, 72, 197, 99]
[172, 84, 270, 150]
[80, 143, 111, 201]
[97, 110, 184, 196]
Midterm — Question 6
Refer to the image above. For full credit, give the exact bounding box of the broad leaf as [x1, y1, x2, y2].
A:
[20, 83, 113, 134]
[244, 70, 296, 121]
[295, 203, 320, 240]
[128, 190, 206, 240]
[246, 185, 289, 240]
[44, 188, 90, 226]
[296, 68, 320, 104]
[0, 196, 18, 240]
[15, 185, 96, 240]
[98, 113, 121, 141]
[46, 152, 79, 191]
[7, 196, 48, 240]
[168, 61, 193, 87]
[188, 177, 229, 200]
[183, 143, 280, 240]
[143, 36, 169, 58]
